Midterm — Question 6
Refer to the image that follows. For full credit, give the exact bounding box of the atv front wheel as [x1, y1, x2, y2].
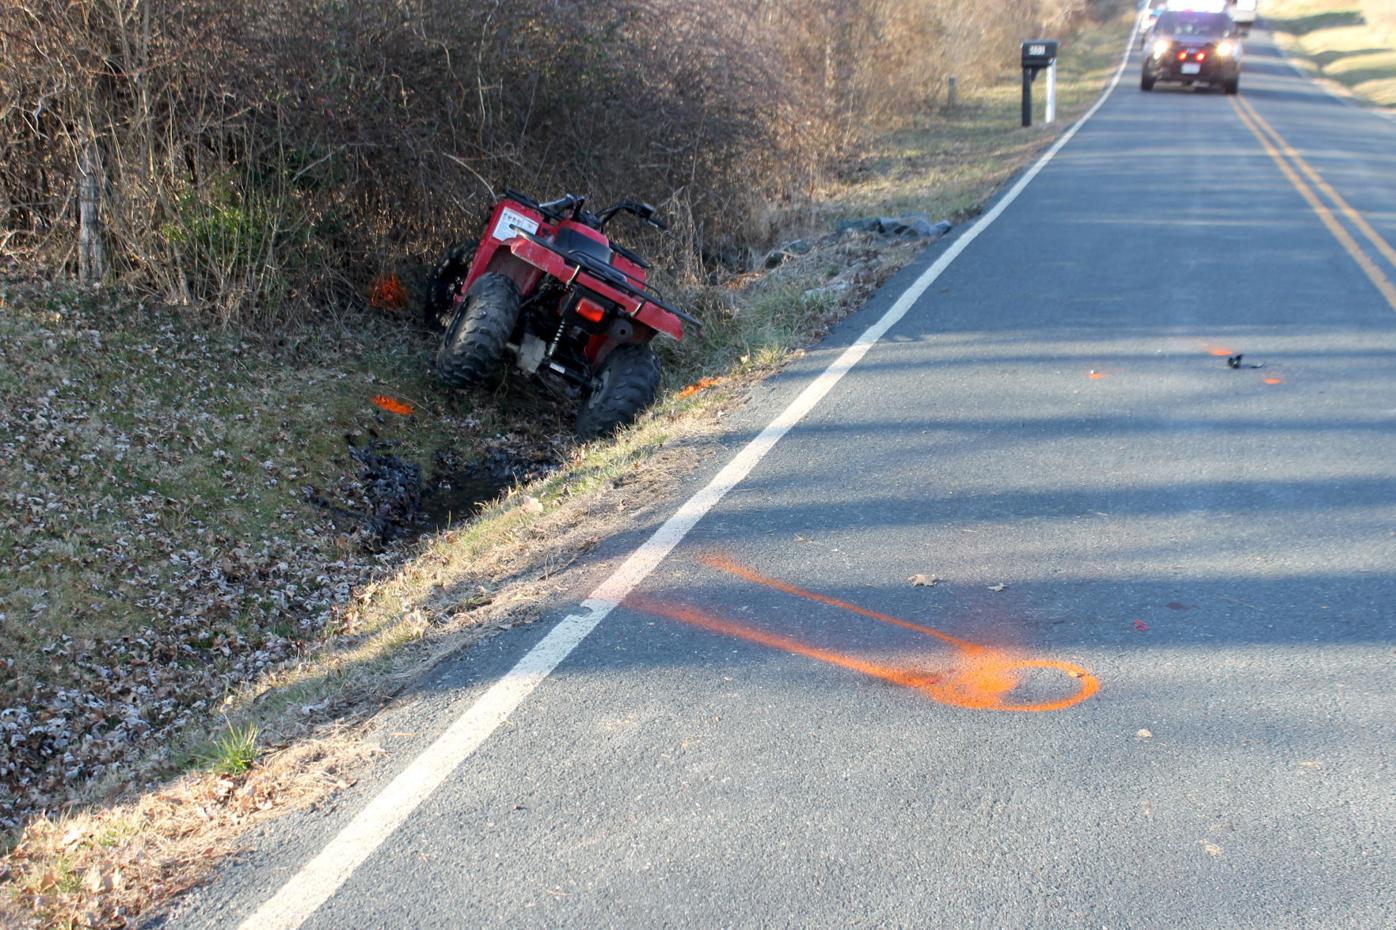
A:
[576, 344, 661, 439]
[435, 273, 519, 388]
[422, 241, 477, 331]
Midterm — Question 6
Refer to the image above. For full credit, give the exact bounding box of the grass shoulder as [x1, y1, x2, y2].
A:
[1264, 0, 1396, 107]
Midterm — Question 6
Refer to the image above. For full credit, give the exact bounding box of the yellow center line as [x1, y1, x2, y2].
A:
[1230, 96, 1396, 312]
[1237, 94, 1396, 271]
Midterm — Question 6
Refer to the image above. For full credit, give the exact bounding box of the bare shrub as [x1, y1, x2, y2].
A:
[0, 0, 1113, 325]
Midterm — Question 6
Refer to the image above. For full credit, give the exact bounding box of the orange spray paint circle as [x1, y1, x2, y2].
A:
[919, 653, 1099, 712]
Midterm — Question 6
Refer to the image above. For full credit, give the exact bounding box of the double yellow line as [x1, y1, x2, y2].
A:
[1230, 94, 1396, 312]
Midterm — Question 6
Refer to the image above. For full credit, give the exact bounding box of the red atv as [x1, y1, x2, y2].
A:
[425, 189, 699, 438]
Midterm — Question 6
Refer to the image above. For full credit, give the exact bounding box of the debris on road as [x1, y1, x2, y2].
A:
[1136, 728, 1153, 740]
[908, 574, 940, 587]
[987, 583, 1008, 592]
[1133, 619, 1150, 632]
[1226, 354, 1264, 369]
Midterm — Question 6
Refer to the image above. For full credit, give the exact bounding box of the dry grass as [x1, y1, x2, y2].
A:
[1265, 0, 1396, 107]
[1, 729, 373, 930]
[1, 8, 1135, 928]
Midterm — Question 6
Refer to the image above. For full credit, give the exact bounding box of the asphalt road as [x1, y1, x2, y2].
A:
[164, 29, 1396, 930]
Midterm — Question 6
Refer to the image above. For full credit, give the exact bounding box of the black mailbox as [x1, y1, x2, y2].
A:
[1022, 40, 1059, 68]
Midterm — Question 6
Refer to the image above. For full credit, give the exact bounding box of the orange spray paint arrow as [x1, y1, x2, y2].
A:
[627, 555, 1099, 713]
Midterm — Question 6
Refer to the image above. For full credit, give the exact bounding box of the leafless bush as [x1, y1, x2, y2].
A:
[0, 0, 1109, 325]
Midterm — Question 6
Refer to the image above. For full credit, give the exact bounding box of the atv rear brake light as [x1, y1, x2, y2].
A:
[575, 298, 607, 323]
[1196, 51, 1207, 61]
[1177, 50, 1187, 61]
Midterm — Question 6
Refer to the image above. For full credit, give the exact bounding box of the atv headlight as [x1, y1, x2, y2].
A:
[1152, 38, 1172, 59]
[1215, 39, 1236, 57]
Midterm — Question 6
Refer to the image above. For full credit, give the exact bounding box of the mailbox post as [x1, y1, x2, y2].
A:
[1021, 39, 1059, 127]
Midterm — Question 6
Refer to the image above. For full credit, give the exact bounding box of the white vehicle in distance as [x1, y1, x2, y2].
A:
[1229, 0, 1258, 34]
[1138, 0, 1169, 47]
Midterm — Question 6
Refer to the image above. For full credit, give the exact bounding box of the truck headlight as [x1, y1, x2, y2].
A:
[1215, 39, 1236, 58]
[1152, 38, 1171, 59]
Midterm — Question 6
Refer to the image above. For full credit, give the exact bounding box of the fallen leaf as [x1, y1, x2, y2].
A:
[987, 583, 1007, 592]
[908, 574, 940, 587]
[1133, 619, 1150, 632]
[1136, 728, 1153, 740]
[59, 826, 84, 848]
[520, 495, 545, 515]
[1200, 840, 1223, 858]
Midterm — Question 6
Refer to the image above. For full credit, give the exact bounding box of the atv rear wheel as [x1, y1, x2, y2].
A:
[423, 241, 477, 331]
[576, 343, 661, 439]
[435, 273, 519, 388]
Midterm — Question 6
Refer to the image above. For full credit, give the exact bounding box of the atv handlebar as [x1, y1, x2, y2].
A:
[598, 201, 667, 231]
[504, 187, 666, 231]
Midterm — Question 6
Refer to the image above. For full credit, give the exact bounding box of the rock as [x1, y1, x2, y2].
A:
[803, 281, 851, 303]
[835, 218, 880, 235]
[836, 215, 952, 241]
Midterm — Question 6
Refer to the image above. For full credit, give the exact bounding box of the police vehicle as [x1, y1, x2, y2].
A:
[1140, 1, 1243, 94]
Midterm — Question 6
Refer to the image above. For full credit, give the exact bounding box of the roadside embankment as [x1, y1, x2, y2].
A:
[1264, 0, 1396, 107]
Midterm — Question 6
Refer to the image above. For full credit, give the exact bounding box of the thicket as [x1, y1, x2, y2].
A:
[0, 0, 1105, 326]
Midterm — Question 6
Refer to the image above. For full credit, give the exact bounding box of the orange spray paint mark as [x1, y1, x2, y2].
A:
[371, 394, 415, 416]
[369, 274, 410, 312]
[633, 555, 1101, 713]
[1207, 346, 1234, 357]
[1263, 377, 1284, 385]
[677, 376, 722, 399]
[1087, 370, 1106, 380]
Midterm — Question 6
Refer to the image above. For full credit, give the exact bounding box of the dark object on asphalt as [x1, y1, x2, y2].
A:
[1140, 9, 1242, 95]
[837, 214, 953, 240]
[1226, 354, 1263, 369]
[429, 189, 700, 439]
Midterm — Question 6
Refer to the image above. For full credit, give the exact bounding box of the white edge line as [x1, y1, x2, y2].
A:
[236, 28, 1136, 930]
